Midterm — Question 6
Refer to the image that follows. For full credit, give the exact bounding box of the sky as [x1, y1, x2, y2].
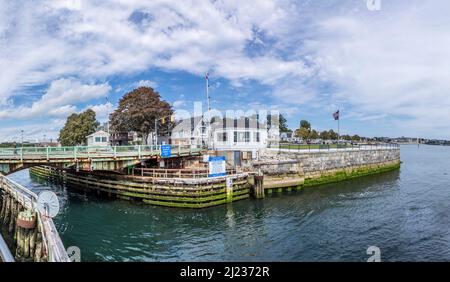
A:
[1, 0, 450, 142]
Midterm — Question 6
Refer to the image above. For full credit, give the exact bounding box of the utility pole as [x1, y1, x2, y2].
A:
[205, 72, 210, 111]
[21, 130, 24, 148]
[154, 119, 158, 145]
[205, 72, 211, 149]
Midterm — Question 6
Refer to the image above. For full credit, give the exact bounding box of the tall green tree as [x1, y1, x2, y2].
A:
[279, 114, 290, 133]
[109, 87, 173, 144]
[300, 120, 311, 130]
[295, 127, 310, 139]
[294, 119, 311, 140]
[59, 109, 99, 146]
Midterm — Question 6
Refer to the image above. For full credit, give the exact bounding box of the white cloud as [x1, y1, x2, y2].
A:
[135, 80, 158, 88]
[0, 78, 111, 120]
[1, 1, 450, 138]
[0, 0, 306, 102]
[86, 102, 114, 122]
[301, 1, 450, 138]
[172, 100, 186, 108]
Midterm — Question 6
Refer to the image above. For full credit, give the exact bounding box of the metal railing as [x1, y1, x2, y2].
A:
[132, 167, 237, 179]
[0, 175, 69, 262]
[0, 232, 14, 262]
[0, 144, 203, 161]
[269, 142, 400, 152]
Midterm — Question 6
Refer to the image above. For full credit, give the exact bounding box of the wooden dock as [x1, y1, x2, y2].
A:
[30, 165, 251, 209]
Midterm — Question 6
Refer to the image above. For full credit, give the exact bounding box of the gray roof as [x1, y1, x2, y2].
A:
[171, 116, 267, 133]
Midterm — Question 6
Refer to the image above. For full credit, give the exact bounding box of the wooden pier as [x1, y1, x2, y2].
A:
[30, 166, 250, 209]
[0, 175, 69, 262]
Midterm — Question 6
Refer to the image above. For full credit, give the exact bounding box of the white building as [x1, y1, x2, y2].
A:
[86, 130, 110, 146]
[170, 116, 269, 151]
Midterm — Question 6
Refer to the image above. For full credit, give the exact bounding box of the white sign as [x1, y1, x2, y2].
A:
[208, 156, 226, 177]
[226, 177, 233, 188]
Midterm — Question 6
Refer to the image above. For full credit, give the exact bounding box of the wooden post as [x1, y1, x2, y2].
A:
[15, 210, 36, 261]
[252, 175, 265, 199]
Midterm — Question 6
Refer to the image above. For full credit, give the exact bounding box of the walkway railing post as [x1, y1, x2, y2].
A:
[20, 147, 23, 162]
[74, 146, 77, 160]
[46, 147, 49, 161]
[138, 145, 141, 159]
[114, 146, 117, 158]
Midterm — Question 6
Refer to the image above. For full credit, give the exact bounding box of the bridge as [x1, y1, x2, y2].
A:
[0, 144, 203, 175]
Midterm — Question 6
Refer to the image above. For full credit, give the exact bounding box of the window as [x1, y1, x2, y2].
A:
[217, 132, 227, 142]
[95, 137, 101, 142]
[234, 131, 250, 143]
[244, 131, 250, 142]
[245, 117, 249, 128]
[254, 132, 260, 142]
[102, 137, 107, 142]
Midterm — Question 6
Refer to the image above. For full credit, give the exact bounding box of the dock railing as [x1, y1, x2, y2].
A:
[132, 168, 237, 179]
[0, 175, 69, 262]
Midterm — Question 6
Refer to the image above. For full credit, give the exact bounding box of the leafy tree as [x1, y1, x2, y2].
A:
[279, 114, 290, 133]
[309, 129, 319, 140]
[59, 109, 99, 146]
[300, 120, 311, 130]
[319, 130, 330, 140]
[342, 134, 352, 141]
[295, 127, 310, 140]
[109, 87, 173, 144]
[352, 135, 361, 141]
[328, 129, 338, 140]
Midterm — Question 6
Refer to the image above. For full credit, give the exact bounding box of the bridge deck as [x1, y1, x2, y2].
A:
[0, 145, 202, 163]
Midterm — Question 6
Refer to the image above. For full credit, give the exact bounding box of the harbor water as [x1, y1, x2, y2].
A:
[8, 145, 450, 261]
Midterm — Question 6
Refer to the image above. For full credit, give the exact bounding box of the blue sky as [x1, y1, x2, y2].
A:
[1, 0, 450, 142]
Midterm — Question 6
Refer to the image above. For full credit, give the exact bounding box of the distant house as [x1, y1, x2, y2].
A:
[170, 116, 269, 151]
[170, 116, 207, 147]
[86, 130, 110, 146]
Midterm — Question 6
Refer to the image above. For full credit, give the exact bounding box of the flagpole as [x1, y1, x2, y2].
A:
[206, 73, 210, 111]
[338, 113, 340, 143]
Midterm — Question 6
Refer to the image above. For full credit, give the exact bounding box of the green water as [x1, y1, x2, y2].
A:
[8, 145, 450, 261]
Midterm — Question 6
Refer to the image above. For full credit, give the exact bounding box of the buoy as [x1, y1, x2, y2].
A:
[17, 210, 36, 229]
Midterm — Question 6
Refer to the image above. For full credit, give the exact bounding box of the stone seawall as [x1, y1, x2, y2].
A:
[255, 148, 401, 190]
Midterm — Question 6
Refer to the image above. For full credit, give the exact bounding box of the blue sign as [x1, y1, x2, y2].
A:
[208, 156, 226, 177]
[161, 145, 172, 158]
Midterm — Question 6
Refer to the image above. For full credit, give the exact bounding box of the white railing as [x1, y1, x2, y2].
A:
[0, 144, 203, 161]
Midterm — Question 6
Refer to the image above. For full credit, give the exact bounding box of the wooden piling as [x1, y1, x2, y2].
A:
[15, 210, 37, 261]
[252, 175, 265, 199]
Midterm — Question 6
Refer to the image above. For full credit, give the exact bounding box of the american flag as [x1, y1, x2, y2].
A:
[205, 72, 209, 81]
[333, 110, 339, 120]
